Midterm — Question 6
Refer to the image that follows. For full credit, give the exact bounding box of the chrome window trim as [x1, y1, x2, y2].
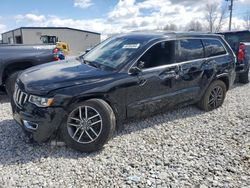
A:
[128, 37, 230, 74]
[141, 53, 229, 73]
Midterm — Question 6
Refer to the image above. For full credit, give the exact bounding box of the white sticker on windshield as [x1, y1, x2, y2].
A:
[122, 44, 140, 49]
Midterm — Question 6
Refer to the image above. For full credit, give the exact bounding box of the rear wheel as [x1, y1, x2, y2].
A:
[61, 99, 116, 152]
[238, 67, 249, 84]
[198, 80, 227, 111]
[5, 71, 21, 97]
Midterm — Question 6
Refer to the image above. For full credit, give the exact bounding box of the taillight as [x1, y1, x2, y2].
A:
[54, 56, 59, 61]
[53, 48, 59, 61]
[53, 48, 65, 61]
[53, 48, 59, 54]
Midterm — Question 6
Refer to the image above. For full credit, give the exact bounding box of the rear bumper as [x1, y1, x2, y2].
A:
[11, 100, 66, 143]
[230, 69, 236, 88]
[236, 61, 249, 74]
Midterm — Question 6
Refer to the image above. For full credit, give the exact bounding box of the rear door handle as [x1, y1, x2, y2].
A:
[159, 70, 178, 80]
[188, 67, 201, 74]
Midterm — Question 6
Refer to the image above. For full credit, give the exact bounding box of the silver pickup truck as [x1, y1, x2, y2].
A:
[0, 44, 57, 96]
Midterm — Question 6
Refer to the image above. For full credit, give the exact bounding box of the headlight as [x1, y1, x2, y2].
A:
[29, 95, 54, 107]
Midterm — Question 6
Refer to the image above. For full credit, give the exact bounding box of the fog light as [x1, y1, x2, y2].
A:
[23, 120, 38, 131]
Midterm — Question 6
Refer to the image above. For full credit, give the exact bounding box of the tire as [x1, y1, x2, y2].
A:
[238, 68, 249, 84]
[5, 71, 21, 98]
[60, 99, 116, 152]
[198, 80, 227, 111]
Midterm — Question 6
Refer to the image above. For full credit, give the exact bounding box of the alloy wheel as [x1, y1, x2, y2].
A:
[67, 106, 103, 144]
[208, 86, 224, 109]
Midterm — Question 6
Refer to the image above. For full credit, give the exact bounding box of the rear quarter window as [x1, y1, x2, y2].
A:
[176, 39, 204, 62]
[203, 39, 227, 57]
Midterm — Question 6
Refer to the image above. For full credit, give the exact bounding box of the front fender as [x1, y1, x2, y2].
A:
[53, 92, 124, 124]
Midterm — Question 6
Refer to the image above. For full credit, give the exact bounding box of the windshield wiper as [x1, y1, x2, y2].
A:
[87, 61, 100, 69]
[82, 60, 100, 69]
[81, 59, 115, 71]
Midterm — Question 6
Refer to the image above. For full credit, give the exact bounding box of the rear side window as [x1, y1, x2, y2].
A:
[203, 39, 227, 57]
[176, 39, 204, 62]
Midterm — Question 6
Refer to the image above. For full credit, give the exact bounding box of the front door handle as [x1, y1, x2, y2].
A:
[138, 78, 147, 86]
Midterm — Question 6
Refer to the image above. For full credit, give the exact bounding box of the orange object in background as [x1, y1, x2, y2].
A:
[56, 42, 70, 56]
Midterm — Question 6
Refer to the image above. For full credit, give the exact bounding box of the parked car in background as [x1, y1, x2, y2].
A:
[236, 42, 249, 83]
[0, 44, 64, 96]
[218, 30, 250, 83]
[12, 32, 236, 152]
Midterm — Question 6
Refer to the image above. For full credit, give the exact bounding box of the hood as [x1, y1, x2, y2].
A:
[18, 59, 113, 95]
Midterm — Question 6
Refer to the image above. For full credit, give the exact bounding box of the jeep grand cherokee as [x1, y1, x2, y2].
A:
[11, 32, 236, 152]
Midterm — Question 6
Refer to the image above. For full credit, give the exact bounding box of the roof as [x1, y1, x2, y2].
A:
[116, 31, 222, 40]
[1, 27, 100, 35]
[218, 30, 250, 34]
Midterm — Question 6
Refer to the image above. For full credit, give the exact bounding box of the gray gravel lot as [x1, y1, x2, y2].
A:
[0, 82, 249, 187]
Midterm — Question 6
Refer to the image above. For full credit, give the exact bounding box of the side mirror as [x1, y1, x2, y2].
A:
[129, 66, 141, 75]
[138, 61, 145, 69]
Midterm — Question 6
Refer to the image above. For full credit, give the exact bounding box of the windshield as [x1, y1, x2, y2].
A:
[82, 36, 149, 70]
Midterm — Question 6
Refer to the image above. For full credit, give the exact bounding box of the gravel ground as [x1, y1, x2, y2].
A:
[0, 82, 249, 188]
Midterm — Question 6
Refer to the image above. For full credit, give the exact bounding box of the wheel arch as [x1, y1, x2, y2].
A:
[68, 94, 122, 127]
[216, 74, 230, 91]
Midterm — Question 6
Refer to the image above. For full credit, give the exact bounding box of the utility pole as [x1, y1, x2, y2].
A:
[228, 0, 234, 31]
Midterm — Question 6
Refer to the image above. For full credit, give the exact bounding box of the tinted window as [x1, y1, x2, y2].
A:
[176, 39, 204, 62]
[203, 39, 227, 57]
[138, 41, 175, 69]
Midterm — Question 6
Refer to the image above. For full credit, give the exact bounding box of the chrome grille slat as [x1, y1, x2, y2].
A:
[14, 85, 29, 107]
[16, 89, 21, 101]
[24, 94, 28, 104]
[19, 92, 23, 104]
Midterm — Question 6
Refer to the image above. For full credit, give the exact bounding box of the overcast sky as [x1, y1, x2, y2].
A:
[0, 0, 250, 39]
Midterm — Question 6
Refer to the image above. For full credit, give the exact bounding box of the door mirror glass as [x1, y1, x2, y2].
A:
[137, 61, 145, 69]
[129, 66, 141, 75]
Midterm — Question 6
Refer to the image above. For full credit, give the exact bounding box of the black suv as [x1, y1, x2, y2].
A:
[11, 32, 236, 152]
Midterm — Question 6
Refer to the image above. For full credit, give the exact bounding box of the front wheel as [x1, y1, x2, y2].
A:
[60, 99, 116, 152]
[197, 80, 227, 111]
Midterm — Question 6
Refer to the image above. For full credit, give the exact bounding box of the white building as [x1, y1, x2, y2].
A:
[1, 27, 101, 55]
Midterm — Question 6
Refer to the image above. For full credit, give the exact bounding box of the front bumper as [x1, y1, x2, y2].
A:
[11, 99, 67, 143]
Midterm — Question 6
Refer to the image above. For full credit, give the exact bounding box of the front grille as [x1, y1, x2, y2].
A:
[14, 85, 29, 107]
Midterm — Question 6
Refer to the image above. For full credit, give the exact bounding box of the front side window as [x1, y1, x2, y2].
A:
[176, 39, 204, 63]
[138, 41, 175, 69]
[203, 39, 227, 57]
